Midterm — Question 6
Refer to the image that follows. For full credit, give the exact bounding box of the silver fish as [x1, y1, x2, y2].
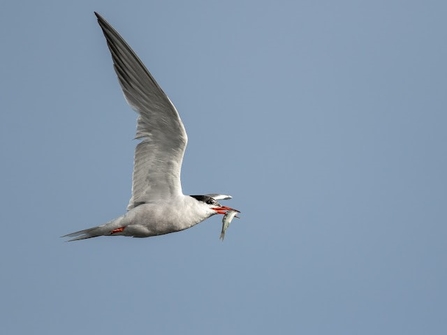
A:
[220, 209, 240, 241]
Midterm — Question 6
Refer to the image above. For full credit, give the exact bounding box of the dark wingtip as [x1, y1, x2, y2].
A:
[94, 11, 105, 24]
[93, 12, 107, 25]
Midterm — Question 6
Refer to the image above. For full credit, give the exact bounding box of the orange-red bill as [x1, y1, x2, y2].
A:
[213, 206, 240, 215]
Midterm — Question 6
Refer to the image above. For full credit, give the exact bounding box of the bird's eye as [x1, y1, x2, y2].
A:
[206, 199, 215, 205]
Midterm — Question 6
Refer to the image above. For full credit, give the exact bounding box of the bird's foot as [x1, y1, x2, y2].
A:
[111, 227, 125, 234]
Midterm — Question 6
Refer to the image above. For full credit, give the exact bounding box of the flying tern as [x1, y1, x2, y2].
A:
[63, 12, 239, 241]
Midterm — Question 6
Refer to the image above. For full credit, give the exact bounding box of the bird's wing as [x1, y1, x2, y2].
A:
[205, 194, 233, 201]
[95, 12, 188, 210]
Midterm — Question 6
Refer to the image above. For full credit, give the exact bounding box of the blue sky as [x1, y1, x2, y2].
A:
[1, 0, 446, 334]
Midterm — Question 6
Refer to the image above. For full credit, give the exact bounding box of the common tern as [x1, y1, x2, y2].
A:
[63, 12, 239, 241]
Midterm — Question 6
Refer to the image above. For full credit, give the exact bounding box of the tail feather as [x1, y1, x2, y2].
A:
[62, 226, 105, 241]
[63, 216, 127, 241]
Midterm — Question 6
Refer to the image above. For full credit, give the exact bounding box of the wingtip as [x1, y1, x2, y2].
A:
[206, 194, 233, 201]
[94, 11, 105, 24]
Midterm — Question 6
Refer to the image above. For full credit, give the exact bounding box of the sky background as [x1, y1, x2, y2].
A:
[1, 0, 446, 334]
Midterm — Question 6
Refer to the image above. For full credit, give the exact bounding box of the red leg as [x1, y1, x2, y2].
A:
[111, 227, 125, 234]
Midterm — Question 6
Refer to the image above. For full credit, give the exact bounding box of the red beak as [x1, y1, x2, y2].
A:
[212, 206, 240, 215]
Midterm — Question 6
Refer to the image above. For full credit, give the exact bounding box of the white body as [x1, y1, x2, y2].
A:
[71, 196, 217, 239]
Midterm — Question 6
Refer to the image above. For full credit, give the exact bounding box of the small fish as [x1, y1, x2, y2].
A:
[220, 209, 240, 241]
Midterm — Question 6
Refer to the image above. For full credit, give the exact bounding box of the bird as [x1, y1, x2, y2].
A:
[63, 12, 239, 241]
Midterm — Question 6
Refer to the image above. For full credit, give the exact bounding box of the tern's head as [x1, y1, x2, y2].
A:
[190, 195, 239, 215]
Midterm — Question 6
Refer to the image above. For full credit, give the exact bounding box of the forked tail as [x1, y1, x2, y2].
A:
[62, 226, 104, 242]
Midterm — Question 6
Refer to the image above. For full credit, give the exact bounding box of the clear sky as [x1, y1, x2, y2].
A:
[1, 1, 446, 334]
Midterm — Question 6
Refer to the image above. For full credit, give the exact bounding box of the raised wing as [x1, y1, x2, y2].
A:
[205, 194, 233, 201]
[95, 12, 188, 210]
